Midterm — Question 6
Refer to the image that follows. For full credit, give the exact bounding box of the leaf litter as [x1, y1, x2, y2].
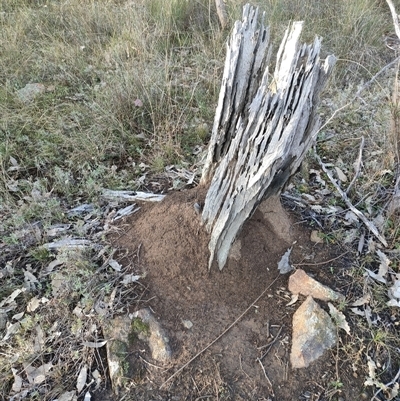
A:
[0, 194, 149, 400]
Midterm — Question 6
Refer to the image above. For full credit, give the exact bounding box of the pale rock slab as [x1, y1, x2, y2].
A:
[288, 269, 344, 302]
[291, 296, 337, 368]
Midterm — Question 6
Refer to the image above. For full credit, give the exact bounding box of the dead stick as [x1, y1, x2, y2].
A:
[315, 152, 388, 247]
[346, 136, 365, 194]
[257, 358, 275, 396]
[160, 274, 282, 389]
[316, 56, 400, 137]
[293, 251, 349, 267]
[260, 325, 283, 359]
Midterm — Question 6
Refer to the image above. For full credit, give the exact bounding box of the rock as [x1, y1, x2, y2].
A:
[131, 308, 172, 362]
[16, 83, 46, 102]
[182, 319, 193, 329]
[288, 269, 344, 302]
[103, 315, 136, 392]
[104, 310, 172, 392]
[229, 239, 242, 261]
[291, 296, 337, 368]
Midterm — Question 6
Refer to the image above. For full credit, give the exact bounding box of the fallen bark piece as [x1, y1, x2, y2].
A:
[102, 189, 165, 202]
[288, 269, 344, 302]
[291, 296, 337, 368]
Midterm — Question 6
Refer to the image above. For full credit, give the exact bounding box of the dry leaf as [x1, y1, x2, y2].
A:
[364, 356, 377, 386]
[344, 211, 358, 225]
[11, 368, 23, 393]
[77, 364, 87, 393]
[328, 303, 350, 334]
[343, 228, 358, 244]
[286, 293, 299, 306]
[34, 325, 45, 352]
[0, 288, 26, 308]
[108, 259, 122, 272]
[365, 269, 387, 284]
[277, 248, 293, 274]
[388, 277, 400, 307]
[377, 250, 390, 278]
[27, 297, 40, 312]
[24, 270, 39, 290]
[92, 369, 101, 389]
[82, 340, 107, 348]
[46, 259, 64, 273]
[56, 391, 77, 401]
[389, 383, 399, 400]
[352, 294, 370, 307]
[335, 166, 348, 182]
[25, 362, 53, 385]
[122, 274, 141, 285]
[357, 232, 365, 253]
[12, 312, 24, 321]
[1, 322, 21, 342]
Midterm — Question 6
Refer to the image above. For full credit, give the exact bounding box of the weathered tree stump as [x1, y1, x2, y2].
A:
[201, 4, 336, 270]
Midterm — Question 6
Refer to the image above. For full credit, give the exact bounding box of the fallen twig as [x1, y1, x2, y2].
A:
[316, 56, 400, 138]
[257, 358, 275, 396]
[346, 136, 365, 194]
[160, 274, 282, 389]
[315, 152, 388, 247]
[259, 325, 283, 360]
[293, 251, 349, 268]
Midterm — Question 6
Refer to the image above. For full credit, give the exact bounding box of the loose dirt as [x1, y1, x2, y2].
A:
[109, 187, 365, 401]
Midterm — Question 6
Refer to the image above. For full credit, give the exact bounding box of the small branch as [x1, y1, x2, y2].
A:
[160, 274, 282, 389]
[257, 358, 275, 396]
[346, 136, 365, 194]
[259, 325, 283, 360]
[293, 251, 350, 268]
[315, 152, 388, 247]
[316, 57, 400, 137]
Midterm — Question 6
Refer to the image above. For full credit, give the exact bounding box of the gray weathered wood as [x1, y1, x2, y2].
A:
[215, 0, 228, 29]
[201, 4, 336, 270]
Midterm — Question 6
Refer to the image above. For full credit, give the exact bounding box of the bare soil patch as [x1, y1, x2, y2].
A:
[109, 188, 365, 400]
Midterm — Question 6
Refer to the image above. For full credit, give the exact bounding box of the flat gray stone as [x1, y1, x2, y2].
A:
[291, 296, 337, 368]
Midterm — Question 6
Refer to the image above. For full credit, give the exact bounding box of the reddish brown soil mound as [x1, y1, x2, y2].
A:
[112, 188, 363, 400]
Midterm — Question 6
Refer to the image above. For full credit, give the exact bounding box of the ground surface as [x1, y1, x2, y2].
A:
[107, 188, 365, 401]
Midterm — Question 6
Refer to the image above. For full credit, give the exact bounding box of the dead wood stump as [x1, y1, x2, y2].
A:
[201, 4, 336, 270]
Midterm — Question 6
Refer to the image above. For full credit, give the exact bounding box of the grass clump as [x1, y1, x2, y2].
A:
[2, 0, 400, 399]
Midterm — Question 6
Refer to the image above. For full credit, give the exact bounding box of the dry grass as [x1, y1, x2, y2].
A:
[1, 0, 400, 399]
